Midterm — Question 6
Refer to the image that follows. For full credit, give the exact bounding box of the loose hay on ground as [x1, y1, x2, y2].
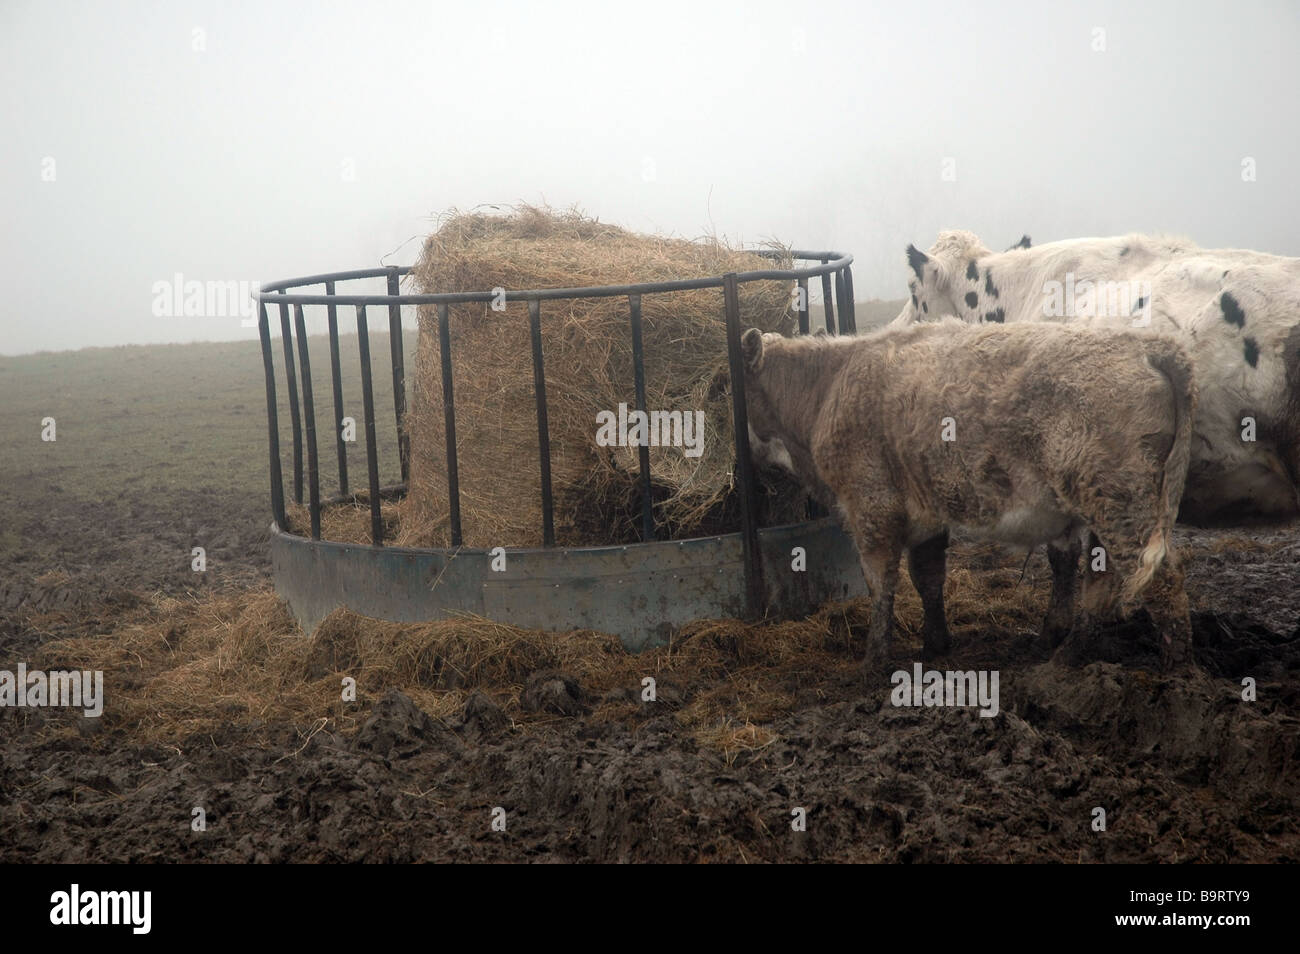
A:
[28, 539, 1056, 749]
[31, 588, 875, 749]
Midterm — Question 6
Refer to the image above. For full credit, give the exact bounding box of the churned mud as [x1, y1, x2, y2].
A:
[0, 507, 1296, 862]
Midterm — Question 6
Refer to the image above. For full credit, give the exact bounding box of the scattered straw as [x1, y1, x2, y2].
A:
[30, 539, 1052, 751]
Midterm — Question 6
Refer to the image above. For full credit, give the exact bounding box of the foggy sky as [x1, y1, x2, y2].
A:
[2, 0, 1297, 355]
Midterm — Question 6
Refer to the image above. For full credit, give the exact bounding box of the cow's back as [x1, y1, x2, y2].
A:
[816, 323, 1190, 535]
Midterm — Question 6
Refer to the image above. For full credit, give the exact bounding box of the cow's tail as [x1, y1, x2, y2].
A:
[1123, 340, 1197, 603]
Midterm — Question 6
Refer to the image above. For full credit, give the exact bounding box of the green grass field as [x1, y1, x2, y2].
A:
[0, 332, 412, 598]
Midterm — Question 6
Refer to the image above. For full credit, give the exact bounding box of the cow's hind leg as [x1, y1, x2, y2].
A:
[1142, 555, 1194, 670]
[907, 530, 952, 657]
[1102, 522, 1194, 670]
[1040, 531, 1081, 650]
[1054, 532, 1120, 665]
[1056, 525, 1193, 670]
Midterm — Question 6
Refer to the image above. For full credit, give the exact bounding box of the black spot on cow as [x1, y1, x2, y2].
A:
[1223, 270, 1230, 279]
[984, 270, 999, 298]
[921, 301, 928, 314]
[1011, 235, 1031, 250]
[1120, 246, 1130, 256]
[1221, 291, 1246, 328]
[907, 244, 929, 280]
[984, 308, 1005, 323]
[964, 291, 979, 309]
[966, 260, 978, 281]
[911, 293, 918, 308]
[1133, 295, 1146, 313]
[1244, 337, 1260, 367]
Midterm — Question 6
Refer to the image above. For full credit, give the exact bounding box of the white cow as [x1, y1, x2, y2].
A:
[893, 230, 1300, 526]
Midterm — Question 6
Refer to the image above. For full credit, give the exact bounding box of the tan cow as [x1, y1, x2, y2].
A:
[741, 320, 1197, 670]
[894, 230, 1300, 525]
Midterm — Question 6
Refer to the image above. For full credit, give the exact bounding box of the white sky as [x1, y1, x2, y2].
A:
[2, 0, 1297, 354]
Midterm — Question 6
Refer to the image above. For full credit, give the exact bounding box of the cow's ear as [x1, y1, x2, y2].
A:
[906, 244, 929, 279]
[741, 327, 764, 371]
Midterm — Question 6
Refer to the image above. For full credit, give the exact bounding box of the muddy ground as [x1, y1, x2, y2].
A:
[1, 486, 1297, 862]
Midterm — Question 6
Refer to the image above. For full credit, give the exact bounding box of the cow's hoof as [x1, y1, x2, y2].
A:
[1037, 620, 1071, 651]
[859, 642, 892, 676]
[921, 625, 953, 658]
[1052, 626, 1097, 667]
[1159, 633, 1196, 672]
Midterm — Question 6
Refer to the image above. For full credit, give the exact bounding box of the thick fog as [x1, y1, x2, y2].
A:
[2, 0, 1296, 355]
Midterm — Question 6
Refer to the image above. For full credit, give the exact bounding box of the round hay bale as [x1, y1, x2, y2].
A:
[399, 204, 800, 548]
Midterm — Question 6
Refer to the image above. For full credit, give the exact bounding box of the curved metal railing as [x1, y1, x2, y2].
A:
[257, 249, 855, 618]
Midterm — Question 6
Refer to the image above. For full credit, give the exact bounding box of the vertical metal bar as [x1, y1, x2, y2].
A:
[628, 294, 654, 542]
[325, 281, 349, 495]
[841, 265, 857, 333]
[835, 269, 848, 336]
[820, 262, 837, 335]
[723, 273, 765, 619]
[293, 304, 321, 541]
[386, 268, 409, 484]
[257, 301, 287, 531]
[437, 303, 463, 547]
[795, 269, 816, 514]
[278, 294, 304, 502]
[528, 300, 555, 547]
[356, 305, 384, 546]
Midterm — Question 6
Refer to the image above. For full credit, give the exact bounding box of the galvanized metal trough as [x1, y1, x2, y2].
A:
[270, 517, 865, 651]
[258, 249, 866, 650]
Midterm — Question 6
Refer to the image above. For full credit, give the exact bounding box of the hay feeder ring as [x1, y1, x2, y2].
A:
[257, 251, 866, 650]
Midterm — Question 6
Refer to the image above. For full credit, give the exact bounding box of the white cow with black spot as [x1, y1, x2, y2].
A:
[894, 230, 1300, 525]
[889, 230, 1300, 646]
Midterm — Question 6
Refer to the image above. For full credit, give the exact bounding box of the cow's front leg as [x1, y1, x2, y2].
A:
[860, 549, 900, 671]
[907, 530, 952, 657]
[1040, 533, 1081, 649]
[851, 527, 904, 672]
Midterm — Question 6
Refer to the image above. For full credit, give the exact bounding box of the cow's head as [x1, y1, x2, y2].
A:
[739, 328, 838, 508]
[893, 230, 1020, 326]
[740, 328, 788, 468]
